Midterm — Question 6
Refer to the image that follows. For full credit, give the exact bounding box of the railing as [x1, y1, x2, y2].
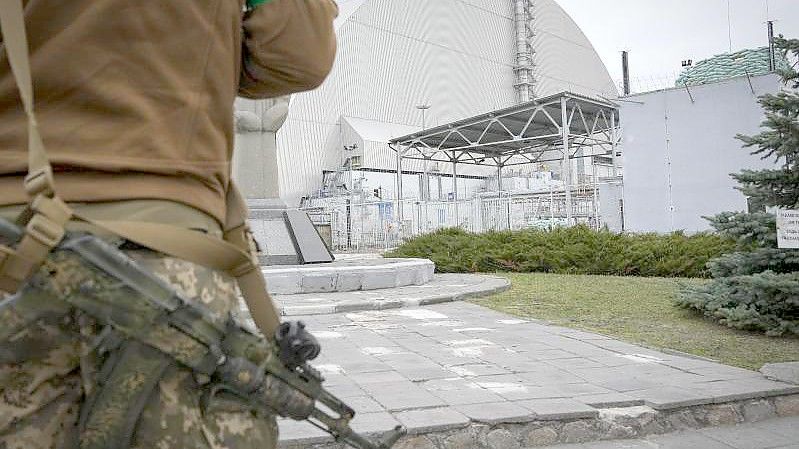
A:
[303, 185, 603, 252]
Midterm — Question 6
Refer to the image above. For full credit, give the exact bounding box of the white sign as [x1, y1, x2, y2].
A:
[777, 209, 799, 249]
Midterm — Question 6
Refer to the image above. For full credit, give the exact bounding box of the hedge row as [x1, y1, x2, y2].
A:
[387, 226, 735, 278]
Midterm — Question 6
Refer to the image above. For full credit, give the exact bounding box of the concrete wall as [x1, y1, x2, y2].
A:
[620, 74, 782, 233]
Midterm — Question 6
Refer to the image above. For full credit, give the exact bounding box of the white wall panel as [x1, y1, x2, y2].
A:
[622, 74, 781, 233]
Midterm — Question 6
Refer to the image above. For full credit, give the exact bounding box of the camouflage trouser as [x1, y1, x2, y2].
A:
[0, 250, 278, 449]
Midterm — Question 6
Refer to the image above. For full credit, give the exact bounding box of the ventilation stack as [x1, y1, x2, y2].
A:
[513, 0, 536, 103]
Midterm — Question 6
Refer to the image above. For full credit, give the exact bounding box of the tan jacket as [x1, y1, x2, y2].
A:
[0, 0, 338, 225]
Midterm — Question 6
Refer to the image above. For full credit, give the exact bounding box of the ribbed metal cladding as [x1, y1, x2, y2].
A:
[273, 0, 617, 205]
[530, 0, 617, 99]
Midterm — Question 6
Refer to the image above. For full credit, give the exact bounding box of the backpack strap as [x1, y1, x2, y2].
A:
[0, 0, 281, 338]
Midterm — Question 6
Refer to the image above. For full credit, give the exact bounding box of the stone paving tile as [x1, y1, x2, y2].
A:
[326, 381, 366, 398]
[631, 386, 712, 410]
[646, 432, 735, 448]
[495, 385, 571, 401]
[277, 419, 332, 445]
[454, 401, 533, 424]
[516, 398, 599, 420]
[748, 416, 799, 439]
[545, 357, 608, 371]
[335, 357, 392, 374]
[348, 370, 407, 385]
[344, 395, 385, 414]
[393, 407, 470, 435]
[445, 363, 511, 377]
[689, 366, 768, 382]
[576, 392, 645, 408]
[359, 380, 446, 411]
[421, 378, 506, 405]
[349, 412, 401, 435]
[688, 379, 799, 403]
[517, 367, 588, 386]
[699, 421, 798, 449]
[761, 362, 799, 384]
[552, 382, 615, 397]
[596, 376, 674, 393]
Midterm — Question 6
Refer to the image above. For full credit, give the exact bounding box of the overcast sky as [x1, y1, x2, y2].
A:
[557, 0, 798, 85]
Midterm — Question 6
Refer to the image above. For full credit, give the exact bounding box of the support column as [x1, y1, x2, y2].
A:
[611, 111, 619, 178]
[561, 96, 573, 225]
[396, 146, 404, 224]
[497, 161, 508, 230]
[422, 157, 429, 200]
[496, 162, 504, 193]
[592, 159, 599, 229]
[452, 151, 459, 226]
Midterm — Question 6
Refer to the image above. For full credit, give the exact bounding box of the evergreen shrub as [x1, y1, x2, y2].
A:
[676, 37, 799, 336]
[387, 226, 734, 278]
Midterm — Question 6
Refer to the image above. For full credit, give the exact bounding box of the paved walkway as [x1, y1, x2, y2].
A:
[266, 302, 799, 446]
[546, 416, 799, 448]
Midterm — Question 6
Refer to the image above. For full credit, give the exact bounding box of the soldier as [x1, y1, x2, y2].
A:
[0, 0, 338, 448]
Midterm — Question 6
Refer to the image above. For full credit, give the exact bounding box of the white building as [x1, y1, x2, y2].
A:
[259, 0, 617, 206]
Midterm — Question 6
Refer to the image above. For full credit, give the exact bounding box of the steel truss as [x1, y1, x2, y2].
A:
[389, 91, 620, 225]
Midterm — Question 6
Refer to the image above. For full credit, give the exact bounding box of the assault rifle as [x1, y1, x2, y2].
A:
[0, 218, 405, 449]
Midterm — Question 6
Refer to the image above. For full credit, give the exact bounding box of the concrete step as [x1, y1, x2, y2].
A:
[263, 257, 435, 294]
[273, 273, 511, 316]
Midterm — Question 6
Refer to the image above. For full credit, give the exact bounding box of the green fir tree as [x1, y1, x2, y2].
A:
[677, 37, 799, 336]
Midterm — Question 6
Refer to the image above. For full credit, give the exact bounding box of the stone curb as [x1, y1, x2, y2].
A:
[263, 258, 435, 295]
[277, 394, 799, 449]
[276, 276, 511, 317]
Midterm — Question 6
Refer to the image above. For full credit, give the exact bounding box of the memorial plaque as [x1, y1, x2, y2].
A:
[777, 209, 799, 249]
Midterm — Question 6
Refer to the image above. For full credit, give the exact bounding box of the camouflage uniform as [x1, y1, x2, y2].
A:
[0, 247, 278, 449]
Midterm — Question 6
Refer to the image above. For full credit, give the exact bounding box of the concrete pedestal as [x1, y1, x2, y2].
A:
[234, 97, 333, 265]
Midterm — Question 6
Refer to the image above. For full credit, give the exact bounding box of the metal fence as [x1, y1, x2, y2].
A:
[303, 185, 603, 252]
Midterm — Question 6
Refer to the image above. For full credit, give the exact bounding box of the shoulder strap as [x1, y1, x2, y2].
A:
[0, 0, 72, 291]
[0, 0, 281, 338]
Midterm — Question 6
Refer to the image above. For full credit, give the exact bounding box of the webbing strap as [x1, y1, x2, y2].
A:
[0, 0, 55, 197]
[0, 0, 72, 292]
[80, 213, 281, 336]
[0, 0, 281, 338]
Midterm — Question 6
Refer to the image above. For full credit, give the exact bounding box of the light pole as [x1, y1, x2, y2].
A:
[416, 104, 431, 202]
[416, 104, 431, 232]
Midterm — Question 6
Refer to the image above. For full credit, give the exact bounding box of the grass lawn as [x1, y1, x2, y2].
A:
[472, 273, 799, 370]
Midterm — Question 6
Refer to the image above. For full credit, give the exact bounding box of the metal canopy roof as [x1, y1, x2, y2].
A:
[389, 91, 619, 167]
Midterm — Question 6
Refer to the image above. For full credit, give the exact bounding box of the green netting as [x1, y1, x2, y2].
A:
[675, 46, 791, 87]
